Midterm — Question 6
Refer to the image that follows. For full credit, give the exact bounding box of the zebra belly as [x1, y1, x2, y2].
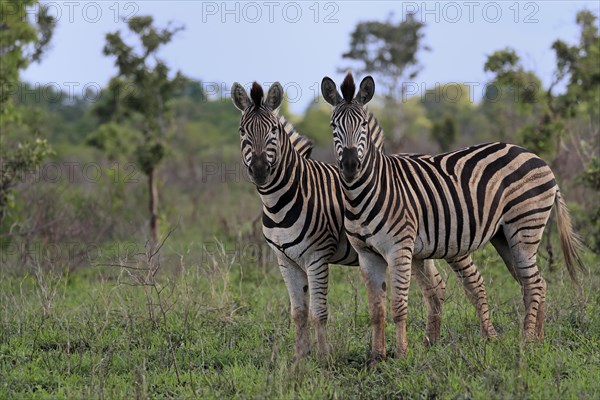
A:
[345, 220, 498, 262]
[330, 231, 359, 266]
[263, 225, 349, 269]
[412, 222, 500, 260]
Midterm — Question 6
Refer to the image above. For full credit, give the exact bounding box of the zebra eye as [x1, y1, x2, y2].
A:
[330, 123, 336, 128]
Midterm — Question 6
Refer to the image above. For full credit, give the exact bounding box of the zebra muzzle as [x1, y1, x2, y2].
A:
[249, 153, 270, 186]
[340, 147, 360, 181]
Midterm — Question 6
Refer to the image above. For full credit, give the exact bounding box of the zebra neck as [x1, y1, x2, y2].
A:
[256, 131, 302, 207]
[341, 144, 387, 210]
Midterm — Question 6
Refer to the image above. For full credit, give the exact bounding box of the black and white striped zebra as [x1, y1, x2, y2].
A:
[231, 81, 447, 361]
[321, 73, 585, 362]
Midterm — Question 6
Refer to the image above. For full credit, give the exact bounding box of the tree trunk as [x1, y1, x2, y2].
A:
[148, 167, 159, 245]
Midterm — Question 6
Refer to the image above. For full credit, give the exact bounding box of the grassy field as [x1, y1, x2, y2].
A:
[1, 239, 599, 399]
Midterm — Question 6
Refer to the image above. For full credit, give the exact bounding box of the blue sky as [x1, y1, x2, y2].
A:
[22, 1, 600, 113]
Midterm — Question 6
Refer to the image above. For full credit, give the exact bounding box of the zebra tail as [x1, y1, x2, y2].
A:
[554, 189, 586, 291]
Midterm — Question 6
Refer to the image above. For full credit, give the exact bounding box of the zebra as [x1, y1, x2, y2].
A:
[231, 81, 447, 361]
[321, 73, 585, 363]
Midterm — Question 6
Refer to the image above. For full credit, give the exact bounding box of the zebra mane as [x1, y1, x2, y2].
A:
[367, 110, 385, 154]
[250, 82, 263, 109]
[340, 73, 356, 102]
[278, 115, 314, 159]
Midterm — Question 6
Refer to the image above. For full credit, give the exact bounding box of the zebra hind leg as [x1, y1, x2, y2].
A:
[412, 259, 446, 346]
[447, 254, 497, 338]
[502, 225, 547, 341]
[491, 231, 546, 339]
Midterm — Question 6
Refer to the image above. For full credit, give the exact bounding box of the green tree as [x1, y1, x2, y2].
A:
[430, 115, 457, 153]
[551, 10, 600, 252]
[420, 83, 486, 148]
[484, 10, 600, 253]
[94, 16, 187, 244]
[341, 13, 427, 99]
[294, 99, 332, 147]
[341, 13, 428, 143]
[0, 1, 55, 228]
[483, 48, 546, 147]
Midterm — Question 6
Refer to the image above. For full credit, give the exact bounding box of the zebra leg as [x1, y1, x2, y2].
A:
[387, 248, 413, 358]
[358, 250, 388, 365]
[447, 254, 497, 338]
[502, 225, 547, 341]
[307, 260, 330, 358]
[279, 260, 310, 361]
[491, 231, 520, 282]
[491, 231, 546, 339]
[412, 259, 446, 346]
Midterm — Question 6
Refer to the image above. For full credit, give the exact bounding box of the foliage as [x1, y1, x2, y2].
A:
[0, 246, 598, 398]
[482, 10, 599, 252]
[294, 99, 332, 147]
[85, 123, 139, 161]
[340, 13, 428, 143]
[341, 13, 427, 100]
[483, 49, 547, 149]
[96, 15, 187, 243]
[430, 115, 457, 152]
[0, 0, 55, 231]
[0, 138, 53, 228]
[0, 0, 55, 116]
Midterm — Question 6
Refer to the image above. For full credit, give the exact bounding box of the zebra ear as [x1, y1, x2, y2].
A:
[321, 77, 342, 106]
[265, 82, 284, 110]
[231, 82, 251, 111]
[356, 76, 375, 105]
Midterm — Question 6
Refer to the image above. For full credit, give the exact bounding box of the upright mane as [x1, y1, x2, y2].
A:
[250, 82, 263, 109]
[340, 73, 356, 102]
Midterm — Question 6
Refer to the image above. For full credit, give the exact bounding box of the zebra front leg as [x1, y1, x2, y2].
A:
[307, 260, 330, 358]
[412, 259, 446, 346]
[279, 261, 310, 362]
[358, 250, 388, 365]
[388, 248, 413, 358]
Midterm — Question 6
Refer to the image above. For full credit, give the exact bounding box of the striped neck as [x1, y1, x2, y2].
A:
[256, 122, 303, 206]
[340, 133, 387, 216]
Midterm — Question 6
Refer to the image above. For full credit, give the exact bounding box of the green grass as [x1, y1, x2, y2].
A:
[1, 244, 599, 399]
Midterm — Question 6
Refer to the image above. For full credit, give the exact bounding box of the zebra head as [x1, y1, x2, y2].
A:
[231, 81, 284, 187]
[321, 73, 375, 182]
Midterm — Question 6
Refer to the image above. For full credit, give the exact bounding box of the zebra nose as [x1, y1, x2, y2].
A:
[249, 153, 270, 185]
[340, 147, 360, 174]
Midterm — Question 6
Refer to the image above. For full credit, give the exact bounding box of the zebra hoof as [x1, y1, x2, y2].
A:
[482, 326, 498, 339]
[367, 353, 385, 368]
